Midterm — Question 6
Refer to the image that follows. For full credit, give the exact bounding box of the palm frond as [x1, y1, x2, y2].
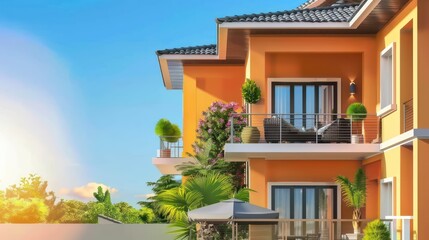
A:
[354, 169, 367, 196]
[233, 188, 254, 202]
[157, 187, 202, 222]
[168, 220, 196, 240]
[335, 169, 367, 209]
[185, 173, 233, 208]
[335, 175, 355, 207]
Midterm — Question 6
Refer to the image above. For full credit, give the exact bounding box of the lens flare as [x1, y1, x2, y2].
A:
[0, 27, 83, 193]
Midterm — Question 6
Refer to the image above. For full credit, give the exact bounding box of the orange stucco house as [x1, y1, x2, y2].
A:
[154, 0, 429, 239]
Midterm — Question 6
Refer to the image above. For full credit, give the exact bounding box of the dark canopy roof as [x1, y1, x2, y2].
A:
[188, 199, 279, 221]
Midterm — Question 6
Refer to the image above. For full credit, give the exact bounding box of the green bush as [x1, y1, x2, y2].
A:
[155, 118, 181, 142]
[363, 220, 391, 240]
[241, 78, 261, 104]
[346, 102, 367, 122]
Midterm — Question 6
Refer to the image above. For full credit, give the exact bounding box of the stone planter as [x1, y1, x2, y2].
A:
[351, 134, 363, 144]
[241, 126, 260, 143]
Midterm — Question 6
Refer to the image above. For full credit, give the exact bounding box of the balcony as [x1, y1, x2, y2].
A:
[224, 113, 381, 161]
[152, 137, 196, 175]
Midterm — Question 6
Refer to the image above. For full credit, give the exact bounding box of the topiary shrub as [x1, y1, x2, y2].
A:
[346, 102, 367, 122]
[363, 220, 391, 240]
[155, 118, 181, 143]
[241, 78, 261, 104]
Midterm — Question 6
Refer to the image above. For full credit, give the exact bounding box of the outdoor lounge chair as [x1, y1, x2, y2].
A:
[263, 118, 320, 143]
[306, 233, 321, 240]
[319, 118, 351, 143]
[263, 117, 351, 143]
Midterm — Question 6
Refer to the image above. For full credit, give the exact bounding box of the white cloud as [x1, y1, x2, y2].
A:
[65, 182, 118, 199]
[135, 193, 155, 200]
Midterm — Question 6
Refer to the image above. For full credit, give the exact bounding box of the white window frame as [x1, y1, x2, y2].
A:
[380, 177, 395, 218]
[377, 43, 397, 117]
[267, 78, 342, 114]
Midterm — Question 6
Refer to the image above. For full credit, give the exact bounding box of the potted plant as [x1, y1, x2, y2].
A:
[346, 102, 367, 144]
[155, 118, 181, 158]
[241, 78, 261, 143]
[336, 168, 367, 239]
[362, 220, 391, 240]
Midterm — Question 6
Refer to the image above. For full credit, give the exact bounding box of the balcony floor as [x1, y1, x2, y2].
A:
[152, 157, 196, 175]
[224, 143, 380, 161]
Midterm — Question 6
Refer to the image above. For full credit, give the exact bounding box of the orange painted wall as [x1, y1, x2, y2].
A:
[415, 0, 429, 236]
[247, 36, 377, 117]
[266, 53, 363, 112]
[375, 0, 417, 141]
[249, 159, 361, 221]
[363, 160, 381, 219]
[182, 64, 245, 155]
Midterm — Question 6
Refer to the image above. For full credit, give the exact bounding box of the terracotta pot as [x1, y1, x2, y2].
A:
[160, 149, 171, 158]
[241, 126, 260, 143]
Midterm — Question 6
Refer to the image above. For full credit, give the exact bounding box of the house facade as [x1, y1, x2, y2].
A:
[154, 0, 429, 238]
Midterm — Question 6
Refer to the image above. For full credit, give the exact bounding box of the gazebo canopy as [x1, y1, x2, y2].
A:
[188, 198, 279, 221]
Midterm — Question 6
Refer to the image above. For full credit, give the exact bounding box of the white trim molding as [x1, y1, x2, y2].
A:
[380, 128, 429, 151]
[378, 42, 397, 117]
[380, 177, 395, 218]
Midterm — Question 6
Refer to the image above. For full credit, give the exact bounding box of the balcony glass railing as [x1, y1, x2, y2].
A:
[229, 113, 380, 144]
[158, 136, 184, 158]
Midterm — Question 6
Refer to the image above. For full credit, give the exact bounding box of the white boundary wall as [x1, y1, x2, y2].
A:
[0, 224, 173, 240]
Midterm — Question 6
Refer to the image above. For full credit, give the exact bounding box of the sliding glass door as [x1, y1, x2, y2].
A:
[272, 185, 338, 236]
[272, 82, 337, 130]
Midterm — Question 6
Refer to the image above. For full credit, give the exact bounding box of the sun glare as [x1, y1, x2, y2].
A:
[0, 27, 83, 193]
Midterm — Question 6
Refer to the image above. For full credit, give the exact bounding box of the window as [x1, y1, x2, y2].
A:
[380, 178, 395, 218]
[379, 43, 396, 116]
[271, 81, 338, 130]
[271, 185, 338, 236]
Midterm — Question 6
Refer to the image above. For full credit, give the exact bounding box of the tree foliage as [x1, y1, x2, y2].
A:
[0, 175, 151, 224]
[193, 101, 247, 190]
[138, 175, 181, 223]
[363, 220, 391, 240]
[0, 197, 49, 223]
[155, 118, 182, 142]
[57, 200, 88, 223]
[93, 186, 112, 205]
[1, 174, 63, 223]
[195, 101, 246, 161]
[156, 173, 250, 239]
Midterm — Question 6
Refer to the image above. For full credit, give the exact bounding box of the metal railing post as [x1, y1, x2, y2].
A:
[316, 114, 319, 144]
[230, 116, 234, 143]
[350, 116, 353, 143]
[279, 115, 282, 143]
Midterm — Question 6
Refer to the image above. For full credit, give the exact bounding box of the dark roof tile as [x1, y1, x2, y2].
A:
[156, 44, 217, 56]
[217, 4, 360, 23]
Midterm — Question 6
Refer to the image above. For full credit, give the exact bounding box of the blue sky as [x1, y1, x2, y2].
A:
[0, 0, 303, 205]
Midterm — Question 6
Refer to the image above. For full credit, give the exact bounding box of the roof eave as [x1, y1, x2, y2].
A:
[158, 54, 220, 90]
[159, 0, 381, 90]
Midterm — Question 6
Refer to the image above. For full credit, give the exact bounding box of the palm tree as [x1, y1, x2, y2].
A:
[176, 140, 246, 190]
[335, 168, 367, 234]
[156, 172, 250, 239]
